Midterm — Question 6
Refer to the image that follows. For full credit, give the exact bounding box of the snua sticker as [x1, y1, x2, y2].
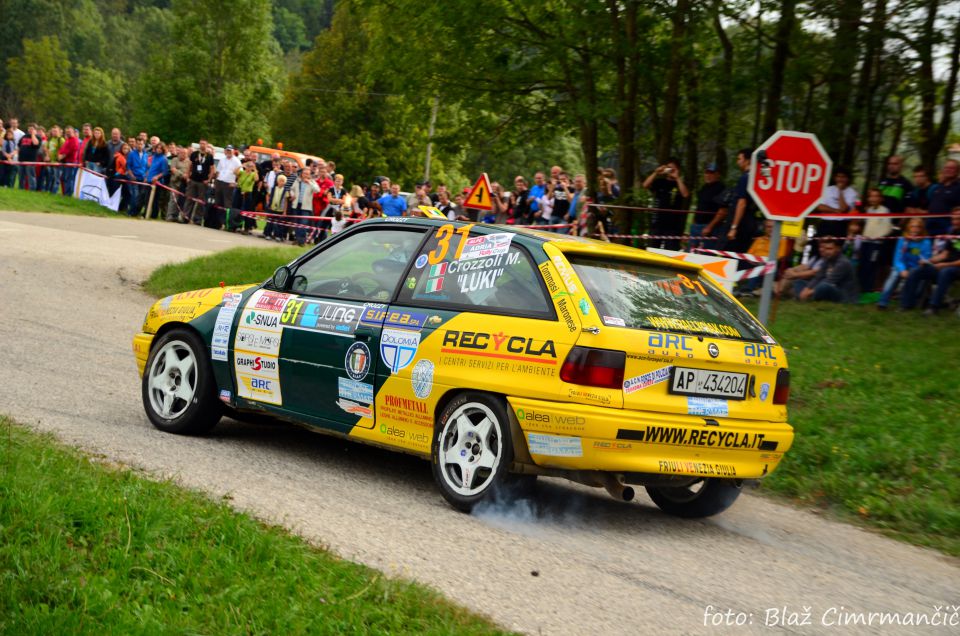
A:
[380, 329, 421, 373]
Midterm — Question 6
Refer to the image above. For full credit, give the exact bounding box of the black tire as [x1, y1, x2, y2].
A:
[645, 478, 742, 518]
[431, 392, 517, 512]
[141, 329, 222, 435]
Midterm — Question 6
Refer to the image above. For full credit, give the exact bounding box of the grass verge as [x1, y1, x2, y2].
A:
[747, 300, 960, 556]
[0, 416, 508, 634]
[143, 246, 303, 297]
[0, 187, 115, 216]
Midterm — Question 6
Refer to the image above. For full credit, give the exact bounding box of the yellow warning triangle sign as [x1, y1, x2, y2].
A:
[463, 173, 493, 211]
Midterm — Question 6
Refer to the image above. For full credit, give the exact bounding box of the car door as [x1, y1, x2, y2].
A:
[231, 226, 427, 435]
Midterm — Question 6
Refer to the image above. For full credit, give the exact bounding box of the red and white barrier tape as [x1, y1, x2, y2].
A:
[693, 248, 767, 263]
[734, 260, 778, 281]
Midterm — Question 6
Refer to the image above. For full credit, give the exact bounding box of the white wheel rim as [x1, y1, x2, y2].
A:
[439, 402, 503, 497]
[147, 340, 197, 420]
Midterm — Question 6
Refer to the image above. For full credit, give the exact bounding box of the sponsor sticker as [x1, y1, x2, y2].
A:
[211, 292, 242, 361]
[578, 298, 590, 316]
[219, 389, 232, 403]
[759, 382, 770, 402]
[234, 354, 280, 379]
[411, 359, 435, 399]
[526, 433, 583, 457]
[415, 254, 428, 269]
[623, 366, 672, 394]
[459, 233, 513, 261]
[235, 328, 282, 356]
[762, 335, 776, 344]
[550, 255, 579, 293]
[338, 377, 374, 404]
[237, 375, 282, 405]
[253, 290, 290, 313]
[602, 315, 626, 327]
[381, 328, 421, 373]
[280, 299, 360, 336]
[345, 341, 371, 381]
[687, 396, 729, 417]
[337, 398, 372, 418]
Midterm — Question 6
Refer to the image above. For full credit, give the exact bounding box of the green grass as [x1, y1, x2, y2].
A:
[0, 417, 509, 635]
[0, 187, 115, 216]
[747, 300, 960, 556]
[143, 247, 304, 297]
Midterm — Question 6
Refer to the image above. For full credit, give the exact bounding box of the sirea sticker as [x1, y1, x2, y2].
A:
[380, 329, 421, 373]
[345, 341, 371, 381]
[411, 359, 435, 399]
[623, 366, 672, 394]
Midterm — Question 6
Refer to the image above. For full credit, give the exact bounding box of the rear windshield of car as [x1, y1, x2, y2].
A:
[569, 256, 769, 341]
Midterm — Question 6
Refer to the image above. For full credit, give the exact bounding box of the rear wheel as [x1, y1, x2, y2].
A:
[142, 329, 222, 435]
[645, 478, 742, 518]
[432, 393, 516, 512]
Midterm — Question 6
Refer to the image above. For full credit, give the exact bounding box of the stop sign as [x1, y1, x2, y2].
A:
[748, 131, 832, 222]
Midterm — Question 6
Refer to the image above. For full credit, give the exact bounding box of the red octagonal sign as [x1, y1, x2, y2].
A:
[748, 130, 833, 222]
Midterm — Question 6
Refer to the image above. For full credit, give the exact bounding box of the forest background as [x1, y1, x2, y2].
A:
[2, 0, 958, 197]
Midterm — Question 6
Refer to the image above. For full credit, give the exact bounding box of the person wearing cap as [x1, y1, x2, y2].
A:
[690, 162, 727, 251]
[212, 144, 242, 228]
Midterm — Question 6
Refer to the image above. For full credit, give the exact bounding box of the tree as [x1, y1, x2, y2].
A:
[132, 0, 284, 144]
[6, 35, 72, 123]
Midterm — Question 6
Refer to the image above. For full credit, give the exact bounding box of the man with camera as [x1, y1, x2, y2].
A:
[643, 158, 690, 250]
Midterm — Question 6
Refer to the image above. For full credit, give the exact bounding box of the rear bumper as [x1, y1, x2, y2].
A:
[507, 396, 794, 480]
[133, 332, 154, 376]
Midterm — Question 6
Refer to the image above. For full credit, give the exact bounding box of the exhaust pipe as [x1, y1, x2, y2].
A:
[602, 475, 635, 502]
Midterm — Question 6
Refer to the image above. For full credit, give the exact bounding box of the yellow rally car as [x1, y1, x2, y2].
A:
[134, 218, 792, 516]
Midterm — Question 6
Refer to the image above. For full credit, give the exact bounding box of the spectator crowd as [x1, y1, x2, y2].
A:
[2, 115, 959, 314]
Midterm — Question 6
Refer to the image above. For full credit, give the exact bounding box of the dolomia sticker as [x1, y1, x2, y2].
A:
[380, 329, 421, 373]
[345, 341, 371, 381]
[211, 292, 242, 361]
[526, 433, 583, 457]
[411, 359, 435, 399]
[623, 366, 672, 394]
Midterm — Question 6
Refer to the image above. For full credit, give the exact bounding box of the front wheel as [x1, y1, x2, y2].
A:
[431, 393, 516, 512]
[142, 329, 222, 435]
[645, 478, 742, 518]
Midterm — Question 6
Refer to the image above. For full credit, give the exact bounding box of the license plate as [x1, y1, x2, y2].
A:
[669, 367, 747, 400]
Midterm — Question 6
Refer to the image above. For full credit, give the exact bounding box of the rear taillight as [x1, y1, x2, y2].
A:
[560, 346, 625, 389]
[773, 368, 790, 404]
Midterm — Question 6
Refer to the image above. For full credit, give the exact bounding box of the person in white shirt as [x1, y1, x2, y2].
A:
[212, 144, 242, 224]
[815, 166, 858, 240]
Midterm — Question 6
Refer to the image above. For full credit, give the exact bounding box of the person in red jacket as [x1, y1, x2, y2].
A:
[312, 163, 334, 242]
[58, 127, 81, 195]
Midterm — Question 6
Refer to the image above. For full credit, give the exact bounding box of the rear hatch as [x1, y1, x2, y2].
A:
[547, 244, 788, 423]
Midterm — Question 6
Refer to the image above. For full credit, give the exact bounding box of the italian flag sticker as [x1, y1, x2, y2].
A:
[426, 263, 447, 292]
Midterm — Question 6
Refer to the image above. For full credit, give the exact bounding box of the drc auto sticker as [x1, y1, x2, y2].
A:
[380, 328, 421, 373]
[211, 292, 242, 361]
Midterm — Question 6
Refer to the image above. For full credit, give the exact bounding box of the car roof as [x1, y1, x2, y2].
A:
[364, 217, 702, 272]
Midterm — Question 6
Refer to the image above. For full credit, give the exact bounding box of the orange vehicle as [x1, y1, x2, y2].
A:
[248, 145, 323, 168]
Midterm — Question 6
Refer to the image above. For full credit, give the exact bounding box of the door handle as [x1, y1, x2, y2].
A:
[354, 332, 371, 342]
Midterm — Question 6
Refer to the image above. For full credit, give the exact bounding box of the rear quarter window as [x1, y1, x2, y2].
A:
[569, 256, 769, 341]
[397, 225, 553, 318]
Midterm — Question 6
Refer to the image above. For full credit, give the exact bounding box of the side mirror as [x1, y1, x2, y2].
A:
[272, 265, 292, 290]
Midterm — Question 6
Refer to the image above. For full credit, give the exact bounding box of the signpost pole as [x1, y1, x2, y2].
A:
[757, 220, 782, 325]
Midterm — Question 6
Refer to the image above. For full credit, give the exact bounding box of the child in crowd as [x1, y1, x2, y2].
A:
[261, 174, 287, 241]
[877, 218, 932, 309]
[859, 187, 892, 292]
[330, 209, 349, 234]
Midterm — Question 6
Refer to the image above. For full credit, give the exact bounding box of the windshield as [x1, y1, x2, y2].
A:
[569, 256, 769, 341]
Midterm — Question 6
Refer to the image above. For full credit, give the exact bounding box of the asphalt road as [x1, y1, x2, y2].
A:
[2, 210, 957, 635]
